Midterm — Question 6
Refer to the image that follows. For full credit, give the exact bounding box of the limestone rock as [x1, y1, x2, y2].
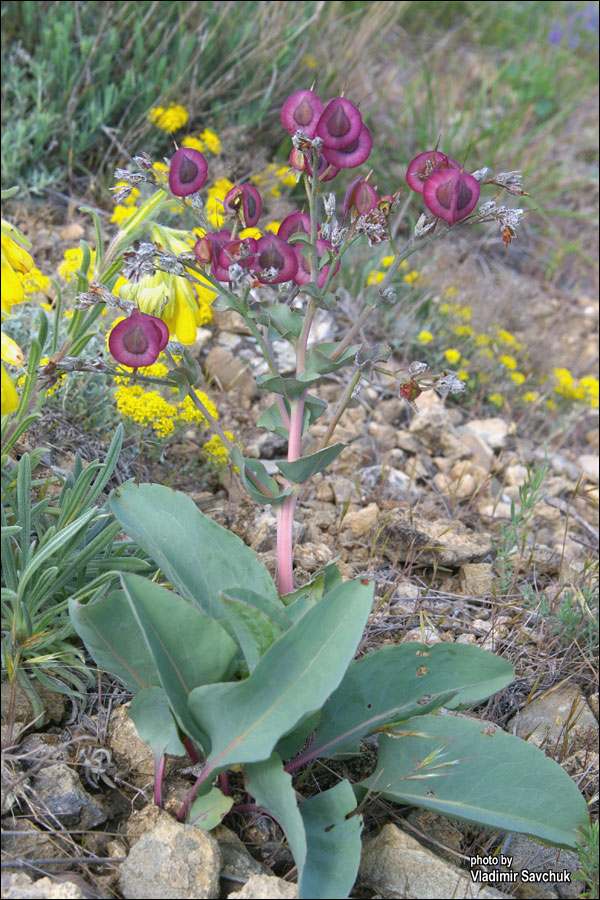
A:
[119, 812, 221, 899]
[507, 684, 598, 755]
[577, 453, 599, 481]
[459, 563, 495, 597]
[382, 511, 492, 566]
[409, 405, 469, 458]
[1, 873, 85, 899]
[32, 763, 106, 829]
[358, 823, 511, 898]
[358, 464, 420, 502]
[205, 346, 257, 398]
[106, 704, 155, 788]
[342, 502, 379, 536]
[461, 417, 515, 450]
[213, 824, 267, 882]
[227, 874, 297, 899]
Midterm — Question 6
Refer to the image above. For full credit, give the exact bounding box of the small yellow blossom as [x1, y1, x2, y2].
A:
[381, 255, 395, 268]
[458, 370, 469, 382]
[579, 375, 599, 408]
[205, 177, 234, 228]
[181, 136, 206, 153]
[475, 334, 491, 346]
[496, 328, 516, 345]
[399, 260, 410, 271]
[265, 221, 280, 234]
[149, 104, 189, 133]
[454, 324, 473, 338]
[417, 330, 434, 344]
[445, 348, 461, 365]
[301, 54, 317, 68]
[366, 270, 385, 286]
[275, 165, 296, 188]
[523, 391, 538, 403]
[488, 392, 504, 407]
[1, 219, 34, 312]
[239, 227, 262, 240]
[444, 286, 458, 299]
[203, 431, 234, 468]
[499, 354, 518, 371]
[439, 303, 452, 315]
[18, 266, 51, 296]
[403, 270, 420, 284]
[458, 305, 472, 322]
[510, 371, 526, 385]
[153, 161, 169, 176]
[111, 204, 137, 225]
[200, 128, 221, 155]
[58, 247, 95, 283]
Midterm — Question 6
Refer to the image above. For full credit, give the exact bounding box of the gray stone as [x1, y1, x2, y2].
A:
[32, 763, 106, 828]
[504, 834, 583, 898]
[459, 563, 495, 597]
[409, 406, 469, 458]
[359, 823, 511, 898]
[1, 874, 85, 899]
[460, 417, 514, 450]
[357, 465, 420, 502]
[382, 511, 492, 566]
[213, 824, 267, 882]
[507, 684, 598, 755]
[119, 812, 221, 899]
[227, 874, 298, 899]
[577, 453, 599, 481]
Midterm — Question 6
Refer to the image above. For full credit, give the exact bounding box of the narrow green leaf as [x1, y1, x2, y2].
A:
[121, 572, 238, 742]
[188, 578, 374, 772]
[277, 443, 346, 484]
[302, 643, 515, 761]
[221, 594, 285, 673]
[128, 687, 186, 759]
[109, 483, 278, 619]
[300, 781, 362, 900]
[245, 752, 306, 876]
[18, 508, 97, 602]
[357, 716, 590, 848]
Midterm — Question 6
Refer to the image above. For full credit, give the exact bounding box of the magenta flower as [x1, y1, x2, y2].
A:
[193, 236, 213, 266]
[281, 90, 323, 138]
[293, 239, 339, 289]
[321, 124, 372, 169]
[218, 237, 258, 272]
[199, 230, 233, 282]
[108, 309, 169, 368]
[423, 167, 480, 225]
[278, 211, 312, 241]
[343, 176, 378, 220]
[168, 148, 208, 197]
[316, 97, 362, 150]
[405, 150, 460, 195]
[250, 234, 298, 284]
[223, 184, 263, 228]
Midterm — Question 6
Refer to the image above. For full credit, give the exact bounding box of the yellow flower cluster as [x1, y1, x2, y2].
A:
[58, 247, 95, 283]
[182, 129, 221, 155]
[111, 184, 141, 226]
[251, 163, 297, 198]
[439, 301, 472, 321]
[553, 368, 599, 408]
[1, 219, 31, 413]
[113, 376, 219, 439]
[205, 177, 234, 228]
[17, 266, 51, 297]
[366, 257, 420, 288]
[202, 431, 234, 468]
[148, 104, 189, 133]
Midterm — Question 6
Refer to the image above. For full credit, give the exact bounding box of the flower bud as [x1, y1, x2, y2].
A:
[108, 308, 169, 368]
[423, 168, 480, 225]
[168, 148, 208, 197]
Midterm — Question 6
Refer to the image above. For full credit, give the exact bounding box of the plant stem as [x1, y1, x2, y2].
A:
[315, 369, 361, 452]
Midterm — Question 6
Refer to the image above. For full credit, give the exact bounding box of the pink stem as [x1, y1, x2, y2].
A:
[276, 393, 306, 596]
[154, 753, 166, 808]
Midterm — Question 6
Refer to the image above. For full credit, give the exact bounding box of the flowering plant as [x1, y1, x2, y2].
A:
[63, 89, 588, 897]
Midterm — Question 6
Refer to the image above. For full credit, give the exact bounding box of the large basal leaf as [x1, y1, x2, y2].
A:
[109, 483, 279, 618]
[277, 443, 346, 484]
[121, 572, 238, 743]
[357, 716, 590, 848]
[299, 781, 362, 900]
[69, 589, 160, 694]
[298, 642, 515, 762]
[188, 578, 374, 773]
[128, 687, 186, 759]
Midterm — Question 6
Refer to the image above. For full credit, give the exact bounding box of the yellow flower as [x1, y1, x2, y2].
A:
[417, 330, 434, 344]
[523, 391, 538, 403]
[1, 219, 34, 313]
[148, 104, 189, 133]
[403, 270, 420, 284]
[444, 286, 458, 299]
[203, 431, 234, 468]
[510, 371, 526, 385]
[301, 53, 317, 68]
[111, 204, 137, 225]
[366, 270, 385, 286]
[488, 392, 504, 407]
[205, 177, 234, 228]
[199, 128, 221, 155]
[445, 348, 461, 365]
[181, 135, 206, 153]
[499, 354, 518, 371]
[58, 247, 95, 283]
[275, 165, 296, 188]
[381, 255, 395, 268]
[1, 331, 25, 415]
[454, 324, 473, 337]
[439, 303, 452, 315]
[399, 260, 409, 271]
[475, 334, 491, 346]
[496, 328, 516, 345]
[458, 305, 472, 322]
[239, 227, 262, 240]
[265, 221, 280, 234]
[457, 370, 469, 382]
[579, 375, 599, 408]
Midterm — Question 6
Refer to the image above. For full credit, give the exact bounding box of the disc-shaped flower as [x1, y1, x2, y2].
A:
[108, 309, 169, 368]
[321, 124, 372, 169]
[405, 150, 460, 195]
[223, 184, 262, 228]
[423, 167, 480, 225]
[168, 148, 208, 197]
[250, 234, 298, 284]
[316, 97, 362, 150]
[281, 90, 323, 138]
